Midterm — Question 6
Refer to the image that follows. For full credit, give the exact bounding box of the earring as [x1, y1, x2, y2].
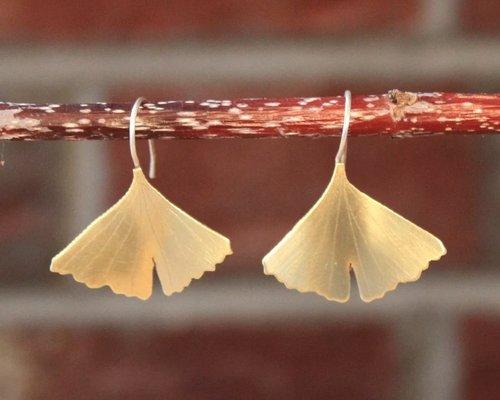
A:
[262, 91, 446, 302]
[51, 97, 232, 300]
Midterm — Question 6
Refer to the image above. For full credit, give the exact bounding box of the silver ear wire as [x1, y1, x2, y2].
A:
[129, 97, 156, 179]
[335, 90, 352, 164]
[147, 138, 156, 179]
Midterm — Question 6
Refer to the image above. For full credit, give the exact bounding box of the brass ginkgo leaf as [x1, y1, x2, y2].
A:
[263, 163, 446, 303]
[51, 168, 232, 300]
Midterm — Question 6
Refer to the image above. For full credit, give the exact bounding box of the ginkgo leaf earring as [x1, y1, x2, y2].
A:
[263, 91, 446, 302]
[51, 97, 232, 300]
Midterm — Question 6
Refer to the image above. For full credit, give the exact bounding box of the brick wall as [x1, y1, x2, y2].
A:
[9, 323, 393, 400]
[462, 316, 500, 400]
[1, 0, 498, 41]
[0, 0, 419, 41]
[0, 1, 499, 400]
[460, 0, 500, 34]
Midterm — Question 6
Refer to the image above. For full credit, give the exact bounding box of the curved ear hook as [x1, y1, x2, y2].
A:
[335, 90, 352, 164]
[129, 97, 157, 179]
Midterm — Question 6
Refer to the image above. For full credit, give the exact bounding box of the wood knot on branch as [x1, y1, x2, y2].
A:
[388, 89, 418, 121]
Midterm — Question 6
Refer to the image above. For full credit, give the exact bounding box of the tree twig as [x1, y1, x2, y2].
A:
[1, 91, 498, 140]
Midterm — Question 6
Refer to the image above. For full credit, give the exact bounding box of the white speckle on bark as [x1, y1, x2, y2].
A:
[229, 128, 255, 134]
[302, 97, 319, 103]
[283, 116, 304, 123]
[228, 107, 242, 114]
[177, 111, 196, 117]
[176, 118, 199, 127]
[207, 120, 222, 126]
[263, 122, 280, 128]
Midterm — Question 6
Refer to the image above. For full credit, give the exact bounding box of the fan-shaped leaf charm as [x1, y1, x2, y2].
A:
[51, 168, 232, 300]
[263, 163, 446, 302]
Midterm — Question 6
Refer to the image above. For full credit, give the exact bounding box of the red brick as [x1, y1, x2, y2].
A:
[19, 323, 395, 400]
[460, 0, 500, 34]
[462, 316, 500, 400]
[0, 0, 419, 42]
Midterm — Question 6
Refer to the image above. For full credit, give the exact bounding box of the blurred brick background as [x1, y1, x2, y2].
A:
[15, 323, 394, 400]
[0, 0, 499, 399]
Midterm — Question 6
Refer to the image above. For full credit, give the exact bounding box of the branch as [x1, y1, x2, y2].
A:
[1, 91, 498, 140]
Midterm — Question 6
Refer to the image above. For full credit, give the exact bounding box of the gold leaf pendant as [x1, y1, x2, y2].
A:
[51, 168, 231, 299]
[263, 91, 446, 302]
[51, 98, 231, 299]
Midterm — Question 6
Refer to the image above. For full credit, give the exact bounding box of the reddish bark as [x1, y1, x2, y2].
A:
[0, 91, 498, 140]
